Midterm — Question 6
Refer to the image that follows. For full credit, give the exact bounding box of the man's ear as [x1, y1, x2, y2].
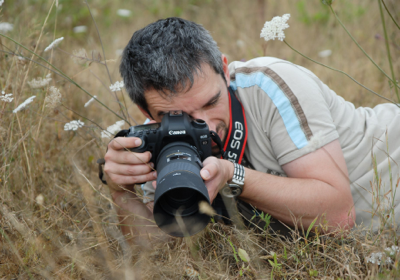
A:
[137, 106, 153, 120]
[221, 54, 230, 86]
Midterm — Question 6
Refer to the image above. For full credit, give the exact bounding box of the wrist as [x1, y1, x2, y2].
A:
[224, 160, 235, 183]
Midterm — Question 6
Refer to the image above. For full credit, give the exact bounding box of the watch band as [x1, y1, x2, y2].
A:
[231, 162, 245, 186]
[221, 163, 245, 198]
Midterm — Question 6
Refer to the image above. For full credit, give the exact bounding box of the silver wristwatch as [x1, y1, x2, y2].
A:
[221, 163, 245, 198]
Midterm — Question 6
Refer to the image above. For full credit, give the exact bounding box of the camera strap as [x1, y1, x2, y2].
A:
[222, 86, 248, 164]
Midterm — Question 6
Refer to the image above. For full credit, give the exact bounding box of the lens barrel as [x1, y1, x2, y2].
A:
[153, 142, 211, 237]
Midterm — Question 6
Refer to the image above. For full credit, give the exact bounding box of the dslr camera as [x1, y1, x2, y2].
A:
[127, 110, 215, 237]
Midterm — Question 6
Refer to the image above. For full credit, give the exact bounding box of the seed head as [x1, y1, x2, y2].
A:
[13, 96, 36, 113]
[44, 37, 64, 52]
[45, 86, 62, 108]
[28, 74, 52, 89]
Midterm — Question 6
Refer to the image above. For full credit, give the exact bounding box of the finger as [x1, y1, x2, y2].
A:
[107, 162, 154, 176]
[200, 160, 219, 181]
[108, 137, 143, 151]
[105, 149, 152, 165]
[152, 180, 157, 189]
[107, 171, 157, 187]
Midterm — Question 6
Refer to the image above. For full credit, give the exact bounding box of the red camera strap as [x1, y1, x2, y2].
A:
[222, 87, 248, 164]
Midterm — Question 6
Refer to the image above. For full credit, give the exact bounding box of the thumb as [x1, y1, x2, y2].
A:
[200, 169, 211, 180]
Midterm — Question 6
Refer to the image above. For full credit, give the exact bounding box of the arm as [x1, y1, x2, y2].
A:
[201, 139, 355, 233]
[103, 137, 167, 245]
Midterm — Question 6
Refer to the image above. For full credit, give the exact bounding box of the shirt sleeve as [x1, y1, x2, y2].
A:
[260, 61, 339, 165]
[141, 181, 155, 203]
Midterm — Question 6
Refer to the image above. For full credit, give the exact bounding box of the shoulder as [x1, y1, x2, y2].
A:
[229, 57, 325, 103]
[229, 57, 322, 86]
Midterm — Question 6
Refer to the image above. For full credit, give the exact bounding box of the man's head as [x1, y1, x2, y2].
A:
[120, 17, 231, 152]
[120, 17, 227, 115]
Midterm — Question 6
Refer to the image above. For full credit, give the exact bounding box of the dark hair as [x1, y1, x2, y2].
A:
[119, 17, 225, 114]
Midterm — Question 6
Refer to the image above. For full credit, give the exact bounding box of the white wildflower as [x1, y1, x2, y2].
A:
[84, 95, 97, 107]
[385, 245, 400, 257]
[318, 49, 332, 58]
[0, 90, 13, 103]
[366, 252, 393, 265]
[44, 37, 64, 52]
[44, 86, 62, 108]
[64, 120, 84, 131]
[117, 9, 132, 17]
[366, 246, 399, 265]
[115, 49, 123, 56]
[0, 22, 13, 33]
[35, 194, 44, 206]
[73, 25, 87, 33]
[28, 73, 52, 89]
[236, 40, 245, 48]
[101, 120, 125, 138]
[109, 81, 124, 92]
[13, 96, 36, 113]
[260, 14, 290, 42]
[71, 48, 88, 65]
[0, 0, 4, 7]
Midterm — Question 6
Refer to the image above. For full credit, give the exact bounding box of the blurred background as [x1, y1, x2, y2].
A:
[0, 0, 399, 278]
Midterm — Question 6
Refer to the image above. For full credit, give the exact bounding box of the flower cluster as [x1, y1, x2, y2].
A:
[101, 120, 125, 138]
[117, 9, 132, 17]
[260, 14, 290, 42]
[0, 90, 13, 103]
[84, 95, 97, 107]
[109, 81, 124, 92]
[64, 120, 84, 131]
[28, 73, 52, 89]
[44, 37, 64, 52]
[0, 22, 13, 33]
[366, 246, 400, 265]
[13, 96, 36, 113]
[73, 25, 87, 33]
[45, 86, 62, 108]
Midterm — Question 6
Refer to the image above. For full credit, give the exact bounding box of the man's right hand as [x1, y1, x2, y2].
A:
[103, 137, 157, 191]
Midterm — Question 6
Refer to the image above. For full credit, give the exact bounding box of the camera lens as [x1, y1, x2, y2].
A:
[153, 142, 211, 237]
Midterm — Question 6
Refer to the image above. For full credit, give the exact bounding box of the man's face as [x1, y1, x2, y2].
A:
[140, 56, 231, 155]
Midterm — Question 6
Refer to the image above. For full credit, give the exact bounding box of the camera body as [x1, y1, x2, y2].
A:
[126, 111, 213, 237]
[127, 110, 212, 168]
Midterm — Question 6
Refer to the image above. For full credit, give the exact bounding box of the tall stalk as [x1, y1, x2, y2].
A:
[378, 0, 399, 102]
[283, 40, 399, 107]
[328, 5, 400, 94]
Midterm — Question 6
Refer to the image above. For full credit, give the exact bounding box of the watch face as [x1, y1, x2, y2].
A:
[221, 183, 242, 198]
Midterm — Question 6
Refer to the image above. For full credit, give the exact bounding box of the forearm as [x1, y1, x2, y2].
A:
[239, 168, 355, 232]
[104, 173, 167, 245]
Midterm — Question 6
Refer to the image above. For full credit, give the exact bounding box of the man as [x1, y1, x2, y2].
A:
[103, 17, 399, 241]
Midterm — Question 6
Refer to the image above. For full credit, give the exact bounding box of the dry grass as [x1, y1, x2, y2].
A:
[1, 0, 399, 278]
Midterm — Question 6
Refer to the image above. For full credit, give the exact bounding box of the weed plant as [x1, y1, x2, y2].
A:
[0, 0, 399, 278]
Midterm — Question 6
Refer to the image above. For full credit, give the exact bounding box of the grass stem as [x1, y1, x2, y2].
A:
[329, 5, 400, 94]
[283, 40, 399, 107]
[378, 0, 399, 102]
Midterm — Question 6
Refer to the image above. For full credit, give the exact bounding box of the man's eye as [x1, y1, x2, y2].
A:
[205, 100, 218, 108]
